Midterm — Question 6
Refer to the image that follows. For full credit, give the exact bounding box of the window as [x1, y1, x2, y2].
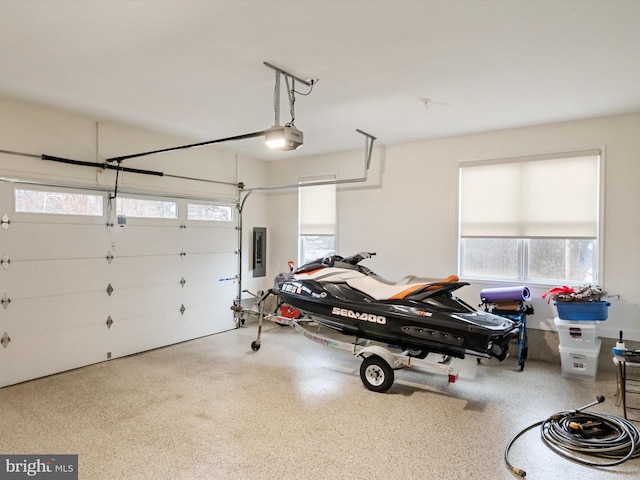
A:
[187, 203, 233, 222]
[458, 151, 600, 284]
[15, 188, 103, 216]
[298, 176, 336, 264]
[116, 196, 177, 219]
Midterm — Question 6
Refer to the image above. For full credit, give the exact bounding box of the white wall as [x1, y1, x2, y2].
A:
[237, 157, 272, 302]
[266, 113, 640, 341]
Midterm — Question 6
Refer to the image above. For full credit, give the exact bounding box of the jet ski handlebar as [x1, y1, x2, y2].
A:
[343, 252, 376, 265]
[318, 252, 376, 267]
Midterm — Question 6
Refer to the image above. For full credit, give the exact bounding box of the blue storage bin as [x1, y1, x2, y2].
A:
[554, 301, 610, 321]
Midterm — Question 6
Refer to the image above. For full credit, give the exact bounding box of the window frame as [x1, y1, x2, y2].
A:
[457, 150, 604, 286]
[186, 201, 234, 223]
[13, 186, 105, 221]
[115, 195, 178, 221]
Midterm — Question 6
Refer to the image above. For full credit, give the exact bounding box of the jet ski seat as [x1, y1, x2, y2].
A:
[395, 274, 452, 285]
[347, 274, 459, 301]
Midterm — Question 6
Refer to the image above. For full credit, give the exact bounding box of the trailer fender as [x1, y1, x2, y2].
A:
[357, 346, 402, 370]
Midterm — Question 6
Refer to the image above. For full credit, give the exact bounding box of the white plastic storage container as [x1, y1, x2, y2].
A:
[554, 317, 599, 350]
[558, 339, 601, 381]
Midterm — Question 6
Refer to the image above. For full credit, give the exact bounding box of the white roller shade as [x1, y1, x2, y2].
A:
[299, 176, 336, 235]
[459, 151, 600, 238]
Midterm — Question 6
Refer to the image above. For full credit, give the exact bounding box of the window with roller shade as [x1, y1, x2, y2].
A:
[298, 175, 336, 265]
[458, 151, 601, 284]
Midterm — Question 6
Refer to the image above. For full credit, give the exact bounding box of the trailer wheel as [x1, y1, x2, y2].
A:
[251, 341, 261, 351]
[360, 355, 394, 393]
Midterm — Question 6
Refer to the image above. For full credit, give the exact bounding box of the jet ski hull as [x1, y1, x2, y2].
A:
[276, 278, 520, 360]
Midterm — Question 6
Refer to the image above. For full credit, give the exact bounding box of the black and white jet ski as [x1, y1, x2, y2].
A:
[274, 252, 520, 361]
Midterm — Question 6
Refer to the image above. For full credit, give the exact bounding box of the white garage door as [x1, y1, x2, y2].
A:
[0, 183, 238, 387]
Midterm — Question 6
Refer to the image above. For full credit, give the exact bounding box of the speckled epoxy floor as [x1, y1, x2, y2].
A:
[1, 323, 637, 480]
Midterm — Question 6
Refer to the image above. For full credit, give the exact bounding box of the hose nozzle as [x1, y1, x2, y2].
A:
[575, 395, 605, 413]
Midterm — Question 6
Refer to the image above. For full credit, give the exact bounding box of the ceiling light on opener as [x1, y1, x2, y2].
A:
[265, 125, 304, 150]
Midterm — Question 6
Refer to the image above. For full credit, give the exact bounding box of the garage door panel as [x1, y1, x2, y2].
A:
[1, 291, 110, 336]
[182, 279, 238, 306]
[107, 284, 184, 319]
[108, 311, 186, 358]
[3, 259, 110, 298]
[2, 222, 111, 261]
[181, 253, 238, 283]
[109, 294, 236, 358]
[111, 225, 183, 256]
[107, 255, 185, 288]
[181, 226, 238, 254]
[0, 324, 109, 388]
[180, 303, 235, 338]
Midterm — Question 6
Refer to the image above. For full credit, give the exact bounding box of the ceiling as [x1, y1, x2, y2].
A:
[1, 0, 640, 161]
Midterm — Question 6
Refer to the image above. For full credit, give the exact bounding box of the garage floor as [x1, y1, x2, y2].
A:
[1, 323, 637, 480]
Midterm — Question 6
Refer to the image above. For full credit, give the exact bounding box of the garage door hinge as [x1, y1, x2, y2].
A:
[106, 252, 114, 264]
[1, 332, 9, 348]
[1, 254, 10, 270]
[180, 304, 186, 315]
[180, 250, 186, 257]
[1, 214, 9, 230]
[1, 293, 10, 309]
[106, 283, 114, 296]
[180, 277, 186, 287]
[106, 316, 113, 329]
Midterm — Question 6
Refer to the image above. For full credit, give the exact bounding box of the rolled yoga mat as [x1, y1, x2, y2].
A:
[481, 286, 531, 303]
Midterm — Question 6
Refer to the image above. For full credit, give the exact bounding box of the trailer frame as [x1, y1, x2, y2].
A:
[235, 290, 459, 393]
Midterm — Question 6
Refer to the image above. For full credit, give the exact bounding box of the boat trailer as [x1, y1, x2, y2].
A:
[233, 290, 459, 393]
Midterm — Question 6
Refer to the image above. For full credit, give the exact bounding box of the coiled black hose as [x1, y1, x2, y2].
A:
[505, 395, 640, 477]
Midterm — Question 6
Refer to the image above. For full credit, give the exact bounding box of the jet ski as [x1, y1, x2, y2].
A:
[274, 252, 520, 361]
